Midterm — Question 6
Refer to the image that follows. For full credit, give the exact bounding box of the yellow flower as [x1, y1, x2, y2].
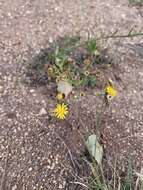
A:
[53, 103, 68, 120]
[56, 93, 64, 101]
[105, 86, 117, 97]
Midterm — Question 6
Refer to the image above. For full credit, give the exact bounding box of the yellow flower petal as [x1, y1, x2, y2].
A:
[105, 86, 117, 97]
[56, 93, 64, 101]
[53, 103, 69, 120]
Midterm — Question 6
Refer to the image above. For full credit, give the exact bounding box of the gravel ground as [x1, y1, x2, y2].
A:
[0, 0, 143, 189]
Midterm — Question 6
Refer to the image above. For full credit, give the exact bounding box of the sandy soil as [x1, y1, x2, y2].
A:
[0, 0, 143, 189]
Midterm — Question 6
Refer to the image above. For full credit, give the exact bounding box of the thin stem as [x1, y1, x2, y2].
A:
[95, 99, 106, 140]
[96, 32, 143, 40]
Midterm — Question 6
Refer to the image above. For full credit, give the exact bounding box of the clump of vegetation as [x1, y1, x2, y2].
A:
[129, 0, 143, 6]
[27, 36, 111, 88]
[26, 35, 143, 189]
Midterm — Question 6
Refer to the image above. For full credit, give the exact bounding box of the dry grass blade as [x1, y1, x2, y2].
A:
[69, 181, 89, 189]
[55, 132, 76, 170]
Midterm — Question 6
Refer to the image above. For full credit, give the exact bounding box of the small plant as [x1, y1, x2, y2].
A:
[79, 91, 142, 190]
[85, 136, 139, 190]
[50, 37, 100, 89]
[27, 36, 111, 90]
[86, 38, 98, 55]
[25, 28, 143, 190]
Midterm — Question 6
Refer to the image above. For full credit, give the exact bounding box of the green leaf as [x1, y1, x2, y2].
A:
[86, 39, 97, 54]
[123, 158, 133, 190]
[88, 76, 96, 88]
[86, 134, 103, 165]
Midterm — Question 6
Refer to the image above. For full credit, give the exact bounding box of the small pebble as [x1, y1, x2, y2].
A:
[28, 167, 33, 171]
[59, 184, 63, 189]
[39, 108, 47, 115]
[12, 185, 17, 190]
